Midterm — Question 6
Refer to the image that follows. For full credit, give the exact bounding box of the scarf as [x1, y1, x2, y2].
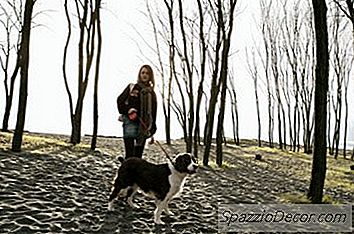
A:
[136, 82, 154, 145]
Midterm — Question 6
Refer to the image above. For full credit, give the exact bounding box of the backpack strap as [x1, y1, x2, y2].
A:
[129, 83, 135, 94]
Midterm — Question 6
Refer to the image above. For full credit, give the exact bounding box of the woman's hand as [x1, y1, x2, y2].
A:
[128, 108, 138, 121]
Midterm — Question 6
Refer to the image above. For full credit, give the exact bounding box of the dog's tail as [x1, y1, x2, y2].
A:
[118, 156, 125, 163]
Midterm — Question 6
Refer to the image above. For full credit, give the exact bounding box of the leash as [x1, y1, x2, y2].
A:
[155, 140, 174, 164]
[135, 116, 174, 164]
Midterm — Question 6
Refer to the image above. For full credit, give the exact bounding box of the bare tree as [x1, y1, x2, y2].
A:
[91, 0, 102, 150]
[191, 0, 238, 166]
[202, 0, 224, 166]
[175, 0, 195, 153]
[341, 50, 353, 159]
[279, 0, 295, 151]
[298, 10, 316, 154]
[308, 0, 329, 204]
[228, 70, 240, 146]
[145, 2, 170, 146]
[148, 0, 239, 164]
[0, 0, 23, 132]
[163, 0, 176, 145]
[63, 0, 99, 144]
[278, 0, 315, 153]
[280, 0, 301, 152]
[328, 7, 345, 158]
[330, 0, 354, 159]
[193, 0, 208, 158]
[259, 0, 275, 148]
[332, 0, 354, 159]
[246, 48, 262, 147]
[11, 0, 35, 151]
[214, 0, 233, 166]
[147, 0, 209, 155]
[268, 19, 285, 150]
[215, 0, 237, 166]
[157, 0, 194, 152]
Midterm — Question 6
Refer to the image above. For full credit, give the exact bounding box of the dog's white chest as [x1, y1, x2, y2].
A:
[168, 173, 186, 197]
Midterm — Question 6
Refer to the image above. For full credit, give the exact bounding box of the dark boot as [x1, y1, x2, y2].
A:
[134, 140, 146, 158]
[124, 138, 135, 158]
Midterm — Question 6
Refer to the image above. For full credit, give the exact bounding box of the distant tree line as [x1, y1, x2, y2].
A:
[247, 0, 353, 161]
[141, 0, 354, 164]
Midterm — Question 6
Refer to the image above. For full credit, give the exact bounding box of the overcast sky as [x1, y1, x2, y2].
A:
[1, 0, 353, 145]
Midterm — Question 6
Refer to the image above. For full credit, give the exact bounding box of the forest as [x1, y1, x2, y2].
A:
[0, 0, 353, 219]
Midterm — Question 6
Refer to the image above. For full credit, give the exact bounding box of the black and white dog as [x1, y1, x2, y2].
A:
[108, 153, 198, 224]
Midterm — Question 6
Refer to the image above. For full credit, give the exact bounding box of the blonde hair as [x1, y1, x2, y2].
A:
[137, 64, 155, 88]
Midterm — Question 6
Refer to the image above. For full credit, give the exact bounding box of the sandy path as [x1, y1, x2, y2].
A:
[0, 137, 220, 233]
[0, 135, 353, 233]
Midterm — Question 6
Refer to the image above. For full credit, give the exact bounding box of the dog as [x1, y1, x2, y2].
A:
[107, 153, 198, 224]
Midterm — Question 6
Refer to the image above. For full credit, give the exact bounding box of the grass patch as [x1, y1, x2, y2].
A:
[207, 160, 238, 170]
[0, 132, 92, 154]
[325, 159, 354, 193]
[322, 195, 341, 204]
[248, 145, 311, 161]
[244, 145, 279, 154]
[279, 192, 311, 204]
[23, 134, 70, 146]
[325, 178, 354, 192]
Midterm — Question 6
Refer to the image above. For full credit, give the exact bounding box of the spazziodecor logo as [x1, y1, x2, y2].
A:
[218, 204, 352, 232]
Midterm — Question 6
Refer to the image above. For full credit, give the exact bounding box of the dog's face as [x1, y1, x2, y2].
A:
[173, 153, 198, 174]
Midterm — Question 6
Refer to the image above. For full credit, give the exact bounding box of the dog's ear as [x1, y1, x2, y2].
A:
[174, 154, 185, 172]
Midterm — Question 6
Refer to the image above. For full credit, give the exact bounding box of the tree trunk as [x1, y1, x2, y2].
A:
[282, 106, 287, 150]
[248, 49, 261, 147]
[216, 37, 231, 166]
[203, 0, 223, 166]
[216, 69, 228, 166]
[12, 0, 34, 152]
[71, 110, 83, 144]
[2, 62, 20, 132]
[91, 0, 102, 150]
[293, 95, 299, 152]
[229, 86, 240, 146]
[1, 2, 22, 132]
[164, 0, 176, 145]
[62, 0, 95, 145]
[177, 0, 194, 153]
[308, 0, 329, 204]
[193, 0, 207, 159]
[209, 0, 237, 166]
[343, 74, 349, 159]
[327, 94, 332, 154]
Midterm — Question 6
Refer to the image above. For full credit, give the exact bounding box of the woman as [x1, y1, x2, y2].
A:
[117, 65, 157, 158]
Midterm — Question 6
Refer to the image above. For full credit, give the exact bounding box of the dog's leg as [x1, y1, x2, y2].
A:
[163, 202, 174, 216]
[154, 199, 166, 224]
[108, 179, 127, 211]
[127, 185, 139, 209]
[162, 194, 175, 216]
[108, 186, 120, 211]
